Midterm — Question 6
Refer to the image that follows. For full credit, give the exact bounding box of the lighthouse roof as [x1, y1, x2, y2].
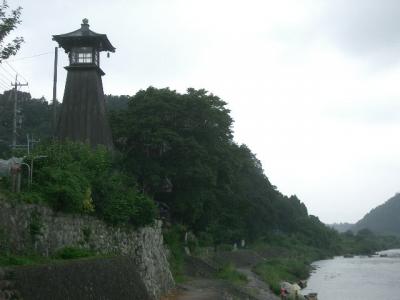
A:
[53, 18, 115, 52]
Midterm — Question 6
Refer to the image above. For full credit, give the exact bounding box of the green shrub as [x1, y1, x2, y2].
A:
[217, 263, 248, 285]
[131, 193, 156, 227]
[21, 141, 157, 227]
[254, 258, 310, 295]
[18, 191, 43, 204]
[93, 172, 156, 226]
[38, 164, 90, 213]
[164, 225, 186, 282]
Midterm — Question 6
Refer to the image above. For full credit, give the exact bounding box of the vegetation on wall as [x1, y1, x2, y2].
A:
[16, 141, 156, 227]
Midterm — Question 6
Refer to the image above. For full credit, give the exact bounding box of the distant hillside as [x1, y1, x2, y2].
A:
[329, 222, 354, 233]
[352, 194, 400, 236]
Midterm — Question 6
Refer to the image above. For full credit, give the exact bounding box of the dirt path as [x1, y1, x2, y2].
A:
[238, 268, 279, 300]
[162, 270, 279, 300]
[162, 250, 280, 300]
[161, 279, 233, 300]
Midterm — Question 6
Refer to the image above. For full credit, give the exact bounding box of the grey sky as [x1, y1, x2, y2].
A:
[6, 0, 400, 223]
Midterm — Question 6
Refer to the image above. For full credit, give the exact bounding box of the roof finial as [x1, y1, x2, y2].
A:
[82, 18, 89, 25]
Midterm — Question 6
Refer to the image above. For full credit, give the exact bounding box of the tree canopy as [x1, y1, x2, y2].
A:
[0, 86, 342, 248]
[109, 87, 336, 245]
[0, 1, 23, 61]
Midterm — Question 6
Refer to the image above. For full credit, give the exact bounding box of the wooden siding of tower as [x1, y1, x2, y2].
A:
[56, 67, 114, 150]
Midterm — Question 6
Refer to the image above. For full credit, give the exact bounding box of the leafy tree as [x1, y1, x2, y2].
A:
[105, 94, 130, 112]
[110, 87, 235, 233]
[22, 141, 156, 227]
[0, 1, 24, 61]
[109, 87, 338, 245]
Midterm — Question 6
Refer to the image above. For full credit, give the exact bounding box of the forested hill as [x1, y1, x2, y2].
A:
[0, 88, 339, 249]
[352, 194, 400, 236]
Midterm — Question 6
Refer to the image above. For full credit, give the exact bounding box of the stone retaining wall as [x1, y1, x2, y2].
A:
[0, 199, 174, 299]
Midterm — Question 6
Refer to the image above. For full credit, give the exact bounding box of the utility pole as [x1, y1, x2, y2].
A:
[52, 47, 58, 135]
[11, 75, 28, 150]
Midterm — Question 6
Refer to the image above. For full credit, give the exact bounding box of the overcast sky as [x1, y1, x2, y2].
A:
[5, 0, 400, 223]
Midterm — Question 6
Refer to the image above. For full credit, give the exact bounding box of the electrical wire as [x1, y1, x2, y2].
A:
[0, 63, 16, 80]
[0, 81, 8, 90]
[5, 61, 28, 84]
[6, 51, 52, 62]
[0, 67, 14, 82]
[0, 76, 9, 87]
[0, 73, 12, 89]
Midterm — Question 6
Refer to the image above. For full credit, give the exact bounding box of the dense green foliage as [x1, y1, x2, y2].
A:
[17, 141, 156, 227]
[109, 87, 339, 248]
[339, 228, 400, 255]
[105, 94, 129, 112]
[255, 258, 308, 294]
[252, 233, 331, 293]
[352, 194, 400, 236]
[163, 225, 186, 283]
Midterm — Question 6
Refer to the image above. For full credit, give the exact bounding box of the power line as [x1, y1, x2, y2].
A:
[0, 81, 8, 90]
[0, 65, 15, 82]
[0, 72, 13, 84]
[5, 61, 28, 84]
[0, 63, 15, 80]
[6, 51, 52, 62]
[0, 76, 9, 87]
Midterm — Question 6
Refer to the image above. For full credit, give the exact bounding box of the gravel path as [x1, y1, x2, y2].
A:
[238, 268, 280, 300]
[162, 269, 279, 300]
[161, 279, 234, 300]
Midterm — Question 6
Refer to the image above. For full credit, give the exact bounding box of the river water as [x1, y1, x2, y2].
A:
[302, 249, 400, 300]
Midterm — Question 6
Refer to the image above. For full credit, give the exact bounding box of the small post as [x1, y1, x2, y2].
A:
[52, 47, 58, 135]
[27, 134, 30, 155]
[12, 76, 17, 149]
[11, 75, 28, 150]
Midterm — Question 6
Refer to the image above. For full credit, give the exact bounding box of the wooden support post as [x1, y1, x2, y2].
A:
[52, 47, 58, 135]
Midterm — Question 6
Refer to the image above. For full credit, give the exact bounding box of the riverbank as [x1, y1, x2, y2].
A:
[165, 228, 400, 299]
[162, 251, 279, 300]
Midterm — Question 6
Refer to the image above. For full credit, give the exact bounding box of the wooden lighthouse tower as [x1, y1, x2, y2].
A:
[53, 18, 115, 150]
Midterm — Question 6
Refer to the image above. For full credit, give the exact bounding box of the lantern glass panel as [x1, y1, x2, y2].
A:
[70, 47, 95, 64]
